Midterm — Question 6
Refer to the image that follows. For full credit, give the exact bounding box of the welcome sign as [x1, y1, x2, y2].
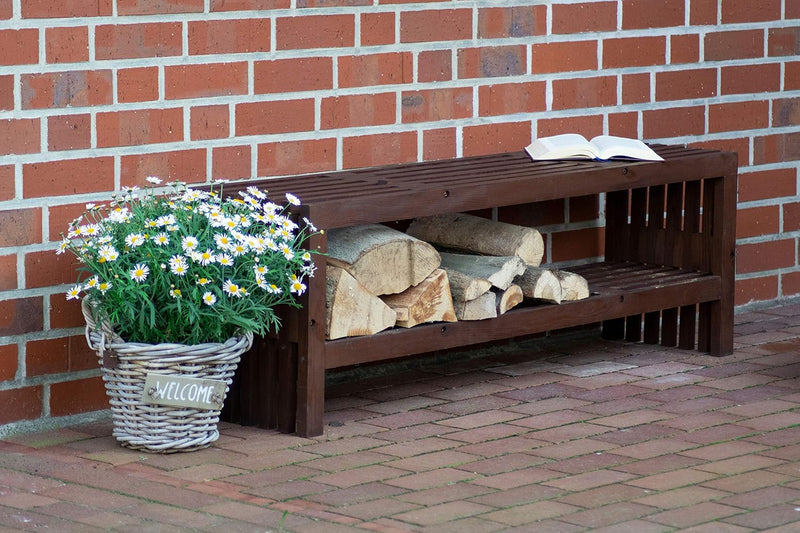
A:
[142, 374, 227, 410]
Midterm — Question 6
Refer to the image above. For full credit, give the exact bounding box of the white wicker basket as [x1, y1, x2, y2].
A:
[82, 299, 253, 453]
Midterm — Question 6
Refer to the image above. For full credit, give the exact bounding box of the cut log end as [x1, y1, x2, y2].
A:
[381, 269, 457, 328]
[325, 265, 396, 340]
[556, 270, 590, 301]
[495, 284, 523, 315]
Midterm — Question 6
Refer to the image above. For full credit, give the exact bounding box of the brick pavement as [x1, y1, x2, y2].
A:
[2, 304, 800, 531]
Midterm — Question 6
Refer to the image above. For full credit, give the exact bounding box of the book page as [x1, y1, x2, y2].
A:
[590, 135, 664, 161]
[525, 134, 597, 160]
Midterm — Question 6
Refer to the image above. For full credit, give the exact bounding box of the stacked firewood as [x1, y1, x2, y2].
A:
[325, 213, 589, 340]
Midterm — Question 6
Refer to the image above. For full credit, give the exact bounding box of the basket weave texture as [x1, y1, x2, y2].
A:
[82, 299, 253, 453]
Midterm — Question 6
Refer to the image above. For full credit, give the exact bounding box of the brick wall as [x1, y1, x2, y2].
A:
[1, 0, 798, 432]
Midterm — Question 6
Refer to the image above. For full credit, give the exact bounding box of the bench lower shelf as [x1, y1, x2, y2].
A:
[324, 261, 722, 370]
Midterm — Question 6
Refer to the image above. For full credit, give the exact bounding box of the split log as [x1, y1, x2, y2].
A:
[556, 270, 590, 301]
[381, 269, 457, 328]
[495, 284, 523, 315]
[517, 267, 563, 304]
[453, 291, 497, 321]
[446, 269, 492, 302]
[407, 212, 544, 266]
[439, 252, 526, 291]
[326, 265, 396, 340]
[327, 224, 441, 295]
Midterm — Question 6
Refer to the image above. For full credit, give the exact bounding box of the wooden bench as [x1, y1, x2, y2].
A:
[221, 145, 738, 437]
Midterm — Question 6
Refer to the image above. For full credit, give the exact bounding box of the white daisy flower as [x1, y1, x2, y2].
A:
[247, 186, 266, 199]
[222, 280, 242, 297]
[216, 253, 234, 267]
[130, 263, 150, 282]
[202, 291, 217, 306]
[169, 288, 182, 298]
[84, 276, 99, 290]
[66, 285, 82, 300]
[125, 233, 145, 248]
[289, 274, 306, 295]
[98, 245, 119, 262]
[146, 176, 162, 184]
[169, 255, 188, 276]
[152, 233, 169, 246]
[97, 281, 112, 294]
[266, 283, 282, 294]
[285, 192, 300, 206]
[195, 249, 216, 266]
[181, 236, 199, 252]
[56, 239, 69, 255]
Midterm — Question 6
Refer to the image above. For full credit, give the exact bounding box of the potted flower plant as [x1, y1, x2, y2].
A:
[58, 178, 319, 452]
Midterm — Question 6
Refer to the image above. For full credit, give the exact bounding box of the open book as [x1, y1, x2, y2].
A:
[525, 134, 664, 162]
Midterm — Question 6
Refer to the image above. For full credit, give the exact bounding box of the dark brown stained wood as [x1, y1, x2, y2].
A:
[217, 146, 737, 437]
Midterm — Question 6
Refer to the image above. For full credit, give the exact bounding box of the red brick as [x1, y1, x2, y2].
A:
[0, 29, 38, 65]
[401, 88, 472, 124]
[297, 0, 368, 6]
[255, 57, 333, 93]
[735, 276, 777, 306]
[783, 202, 800, 232]
[622, 0, 685, 29]
[538, 115, 604, 139]
[608, 112, 639, 138]
[48, 203, 87, 242]
[754, 133, 800, 164]
[25, 249, 78, 288]
[571, 195, 601, 223]
[656, 69, 717, 101]
[0, 75, 12, 110]
[532, 41, 597, 73]
[46, 27, 89, 63]
[783, 271, 800, 298]
[478, 82, 546, 117]
[50, 376, 108, 417]
[118, 0, 203, 15]
[236, 100, 315, 136]
[769, 28, 800, 57]
[117, 67, 159, 103]
[0, 119, 39, 156]
[0, 344, 16, 381]
[165, 62, 248, 99]
[120, 149, 207, 187]
[422, 128, 457, 161]
[400, 9, 471, 43]
[552, 227, 604, 262]
[49, 296, 84, 329]
[622, 73, 650, 105]
[339, 53, 413, 88]
[552, 2, 616, 34]
[722, 0, 781, 23]
[361, 12, 395, 46]
[212, 145, 251, 182]
[463, 121, 530, 157]
[210, 0, 289, 10]
[739, 168, 796, 202]
[0, 386, 43, 424]
[343, 132, 417, 169]
[277, 14, 354, 49]
[0, 297, 43, 336]
[0, 255, 15, 291]
[671, 34, 700, 64]
[643, 106, 705, 138]
[0, 208, 41, 248]
[21, 70, 113, 109]
[0, 0, 10, 19]
[321, 93, 396, 130]
[773, 98, 800, 127]
[47, 114, 91, 151]
[97, 108, 183, 147]
[257, 138, 336, 178]
[721, 64, 781, 95]
[604, 36, 666, 68]
[22, 0, 111, 17]
[709, 100, 769, 133]
[478, 5, 545, 38]
[693, 137, 749, 163]
[705, 30, 764, 60]
[418, 50, 452, 83]
[96, 23, 182, 60]
[189, 19, 270, 55]
[789, 2, 800, 18]
[552, 76, 617, 110]
[458, 45, 526, 79]
[737, 206, 780, 239]
[0, 165, 13, 201]
[190, 105, 229, 140]
[690, 0, 717, 24]
[737, 240, 795, 274]
[27, 336, 96, 377]
[23, 157, 114, 198]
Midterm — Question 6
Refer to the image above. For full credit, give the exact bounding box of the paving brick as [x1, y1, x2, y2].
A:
[701, 470, 794, 493]
[718, 485, 800, 510]
[659, 411, 744, 431]
[471, 466, 564, 490]
[313, 464, 409, 488]
[393, 500, 494, 526]
[694, 454, 786, 475]
[430, 395, 522, 416]
[589, 519, 674, 532]
[613, 453, 705, 476]
[504, 397, 592, 416]
[456, 452, 546, 475]
[384, 467, 476, 490]
[543, 469, 637, 491]
[648, 501, 743, 528]
[625, 468, 719, 491]
[610, 438, 697, 459]
[721, 503, 800, 529]
[398, 481, 494, 506]
[544, 451, 632, 474]
[577, 396, 663, 416]
[559, 501, 658, 528]
[531, 438, 619, 459]
[306, 482, 407, 507]
[632, 485, 731, 509]
[482, 500, 581, 526]
[679, 440, 771, 461]
[390, 449, 479, 472]
[468, 483, 564, 507]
